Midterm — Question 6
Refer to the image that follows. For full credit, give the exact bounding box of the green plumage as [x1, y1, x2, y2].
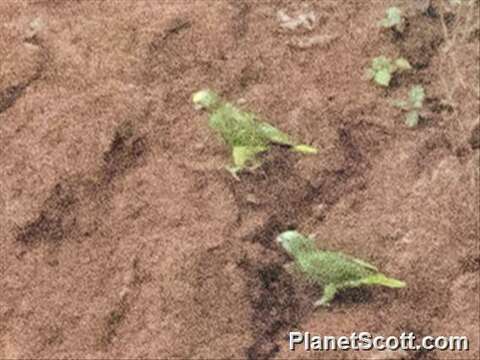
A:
[192, 89, 317, 174]
[277, 230, 406, 306]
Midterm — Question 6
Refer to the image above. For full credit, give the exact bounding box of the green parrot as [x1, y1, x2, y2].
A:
[192, 89, 317, 175]
[276, 230, 406, 307]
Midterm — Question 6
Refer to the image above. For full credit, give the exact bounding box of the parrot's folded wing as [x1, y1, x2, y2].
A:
[356, 274, 406, 288]
[257, 122, 295, 146]
[350, 257, 379, 272]
[257, 122, 318, 153]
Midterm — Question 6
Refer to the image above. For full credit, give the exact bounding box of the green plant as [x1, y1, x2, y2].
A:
[448, 0, 463, 5]
[277, 230, 406, 306]
[379, 6, 405, 32]
[393, 85, 426, 127]
[192, 90, 317, 175]
[367, 56, 412, 87]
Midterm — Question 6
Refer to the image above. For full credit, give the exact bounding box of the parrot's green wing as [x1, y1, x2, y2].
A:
[297, 251, 374, 285]
[349, 257, 379, 272]
[257, 122, 295, 146]
[257, 122, 318, 154]
[343, 273, 406, 288]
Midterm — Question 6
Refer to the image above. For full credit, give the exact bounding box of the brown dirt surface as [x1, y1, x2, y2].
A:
[1, 0, 479, 359]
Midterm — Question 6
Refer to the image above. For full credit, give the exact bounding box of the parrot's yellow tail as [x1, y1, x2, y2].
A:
[360, 274, 406, 288]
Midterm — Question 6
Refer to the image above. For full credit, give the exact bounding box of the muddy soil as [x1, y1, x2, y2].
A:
[1, 0, 479, 359]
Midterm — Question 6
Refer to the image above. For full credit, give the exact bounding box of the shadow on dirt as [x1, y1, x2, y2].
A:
[16, 121, 147, 247]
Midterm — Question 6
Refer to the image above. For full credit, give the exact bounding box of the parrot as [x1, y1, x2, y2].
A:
[276, 230, 406, 307]
[192, 89, 317, 176]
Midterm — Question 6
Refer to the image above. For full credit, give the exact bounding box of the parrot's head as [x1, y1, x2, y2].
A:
[276, 230, 316, 256]
[192, 89, 220, 110]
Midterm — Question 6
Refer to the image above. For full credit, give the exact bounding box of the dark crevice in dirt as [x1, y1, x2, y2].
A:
[227, 121, 390, 359]
[145, 18, 193, 84]
[459, 254, 480, 273]
[228, 146, 313, 232]
[101, 121, 147, 184]
[0, 66, 43, 113]
[425, 97, 454, 114]
[100, 299, 129, 348]
[1, 39, 48, 115]
[0, 83, 29, 114]
[468, 27, 480, 42]
[469, 123, 480, 149]
[394, 324, 434, 359]
[388, 11, 444, 70]
[41, 325, 64, 347]
[16, 182, 78, 245]
[414, 133, 453, 175]
[240, 261, 307, 360]
[162, 18, 191, 41]
[423, 4, 439, 19]
[231, 0, 251, 39]
[243, 217, 298, 250]
[98, 257, 148, 348]
[239, 59, 266, 89]
[16, 121, 147, 248]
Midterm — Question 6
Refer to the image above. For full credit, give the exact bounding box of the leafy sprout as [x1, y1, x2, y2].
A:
[393, 85, 426, 127]
[367, 56, 412, 87]
[379, 7, 405, 32]
[448, 0, 463, 5]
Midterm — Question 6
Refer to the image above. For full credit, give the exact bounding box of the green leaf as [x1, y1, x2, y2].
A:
[379, 7, 402, 28]
[292, 144, 318, 154]
[372, 56, 391, 71]
[394, 57, 412, 71]
[409, 85, 425, 109]
[369, 56, 408, 87]
[374, 69, 392, 86]
[448, 0, 463, 6]
[365, 68, 375, 80]
[392, 99, 409, 110]
[405, 111, 419, 127]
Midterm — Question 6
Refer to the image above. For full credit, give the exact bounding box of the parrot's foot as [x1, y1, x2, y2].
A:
[282, 262, 295, 275]
[225, 166, 241, 180]
[313, 284, 337, 308]
[314, 299, 331, 307]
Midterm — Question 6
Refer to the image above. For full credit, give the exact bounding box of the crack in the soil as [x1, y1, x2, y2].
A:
[16, 182, 78, 245]
[98, 257, 149, 348]
[0, 70, 42, 115]
[16, 121, 147, 247]
[0, 83, 29, 114]
[243, 263, 300, 360]
[1, 38, 49, 115]
[101, 121, 147, 184]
